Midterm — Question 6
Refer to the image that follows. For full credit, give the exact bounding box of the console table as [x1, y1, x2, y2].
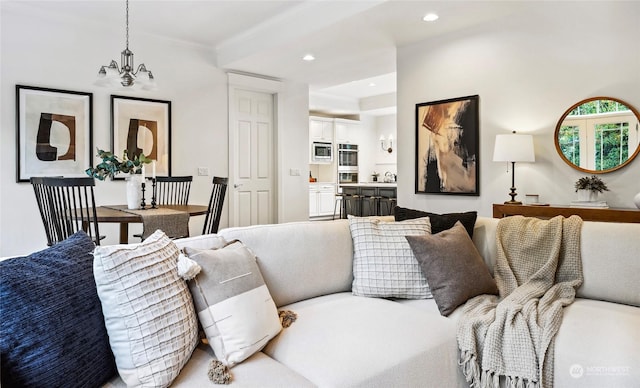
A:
[493, 203, 640, 223]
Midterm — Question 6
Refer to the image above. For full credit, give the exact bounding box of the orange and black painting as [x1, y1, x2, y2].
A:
[415, 95, 479, 195]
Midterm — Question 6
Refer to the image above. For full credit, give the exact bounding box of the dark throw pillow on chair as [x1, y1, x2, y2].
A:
[394, 206, 478, 237]
[0, 231, 116, 388]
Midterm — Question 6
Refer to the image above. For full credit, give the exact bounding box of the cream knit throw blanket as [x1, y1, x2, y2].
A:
[457, 215, 583, 388]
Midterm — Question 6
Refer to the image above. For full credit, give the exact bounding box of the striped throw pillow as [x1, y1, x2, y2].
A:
[183, 241, 282, 367]
[93, 230, 199, 387]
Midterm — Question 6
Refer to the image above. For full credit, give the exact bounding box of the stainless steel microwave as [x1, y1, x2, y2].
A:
[312, 142, 333, 162]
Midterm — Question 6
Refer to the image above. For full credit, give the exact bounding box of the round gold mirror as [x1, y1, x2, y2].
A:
[554, 97, 640, 173]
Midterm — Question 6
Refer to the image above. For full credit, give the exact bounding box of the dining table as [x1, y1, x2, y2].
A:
[95, 204, 209, 244]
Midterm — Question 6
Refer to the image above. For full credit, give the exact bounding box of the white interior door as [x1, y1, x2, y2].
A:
[229, 89, 275, 227]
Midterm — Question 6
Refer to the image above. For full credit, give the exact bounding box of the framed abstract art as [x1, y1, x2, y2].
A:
[111, 95, 172, 178]
[415, 95, 480, 195]
[16, 85, 93, 182]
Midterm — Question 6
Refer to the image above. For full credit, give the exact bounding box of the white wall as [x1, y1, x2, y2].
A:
[396, 2, 640, 217]
[0, 4, 309, 256]
[374, 114, 397, 176]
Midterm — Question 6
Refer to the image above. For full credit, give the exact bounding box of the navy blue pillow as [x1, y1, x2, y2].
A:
[0, 231, 116, 387]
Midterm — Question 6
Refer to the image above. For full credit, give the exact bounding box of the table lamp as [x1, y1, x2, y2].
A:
[493, 131, 535, 204]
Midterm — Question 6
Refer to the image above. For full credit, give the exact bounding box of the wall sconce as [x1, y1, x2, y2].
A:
[380, 135, 393, 153]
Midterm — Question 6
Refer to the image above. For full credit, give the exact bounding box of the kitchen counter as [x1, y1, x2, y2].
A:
[340, 182, 397, 188]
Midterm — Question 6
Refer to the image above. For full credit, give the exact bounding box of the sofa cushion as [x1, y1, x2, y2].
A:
[93, 230, 199, 387]
[0, 231, 116, 388]
[183, 242, 282, 367]
[577, 221, 640, 307]
[394, 206, 478, 237]
[554, 299, 640, 387]
[263, 293, 467, 388]
[406, 222, 498, 316]
[103, 347, 315, 388]
[218, 220, 354, 307]
[349, 216, 432, 299]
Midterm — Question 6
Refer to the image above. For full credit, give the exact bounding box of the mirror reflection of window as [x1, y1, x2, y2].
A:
[594, 122, 629, 171]
[556, 98, 639, 173]
[558, 125, 580, 166]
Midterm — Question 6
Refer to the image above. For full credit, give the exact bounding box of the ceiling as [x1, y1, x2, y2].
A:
[10, 0, 537, 114]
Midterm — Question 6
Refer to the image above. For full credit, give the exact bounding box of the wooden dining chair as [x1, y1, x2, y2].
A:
[202, 177, 228, 235]
[153, 176, 193, 205]
[30, 176, 101, 246]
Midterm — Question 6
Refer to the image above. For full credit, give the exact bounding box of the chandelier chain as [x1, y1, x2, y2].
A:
[125, 0, 129, 49]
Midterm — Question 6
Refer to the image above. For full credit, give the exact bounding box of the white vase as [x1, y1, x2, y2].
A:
[634, 191, 640, 209]
[577, 189, 597, 202]
[126, 174, 143, 209]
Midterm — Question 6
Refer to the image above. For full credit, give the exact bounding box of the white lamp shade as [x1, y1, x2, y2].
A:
[493, 133, 535, 162]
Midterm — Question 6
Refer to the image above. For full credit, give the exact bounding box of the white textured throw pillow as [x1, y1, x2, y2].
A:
[183, 241, 282, 367]
[93, 230, 199, 387]
[349, 216, 432, 299]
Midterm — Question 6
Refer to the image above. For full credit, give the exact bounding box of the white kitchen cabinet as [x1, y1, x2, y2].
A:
[309, 189, 319, 217]
[334, 119, 360, 144]
[309, 184, 336, 217]
[309, 117, 334, 142]
[317, 185, 336, 215]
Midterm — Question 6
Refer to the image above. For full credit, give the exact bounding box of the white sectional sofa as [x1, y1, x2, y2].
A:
[3, 216, 639, 387]
[105, 216, 639, 387]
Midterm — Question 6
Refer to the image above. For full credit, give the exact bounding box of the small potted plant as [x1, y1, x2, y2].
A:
[371, 171, 380, 182]
[85, 149, 151, 180]
[86, 149, 152, 209]
[574, 175, 609, 202]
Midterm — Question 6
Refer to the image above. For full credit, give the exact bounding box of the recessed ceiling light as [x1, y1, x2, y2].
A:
[369, 82, 376, 87]
[303, 54, 315, 61]
[423, 13, 439, 22]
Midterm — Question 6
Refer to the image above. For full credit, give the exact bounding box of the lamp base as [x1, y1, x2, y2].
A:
[504, 200, 522, 205]
[505, 186, 522, 205]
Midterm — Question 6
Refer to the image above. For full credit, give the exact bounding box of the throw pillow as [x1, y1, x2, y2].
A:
[93, 230, 199, 387]
[0, 231, 116, 388]
[394, 206, 478, 237]
[406, 222, 498, 316]
[183, 241, 282, 367]
[349, 216, 432, 299]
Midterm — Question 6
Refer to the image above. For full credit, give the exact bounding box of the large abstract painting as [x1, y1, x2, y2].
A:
[16, 85, 93, 182]
[111, 95, 171, 178]
[415, 95, 479, 195]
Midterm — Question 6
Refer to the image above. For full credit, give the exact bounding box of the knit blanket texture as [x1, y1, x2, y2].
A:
[457, 215, 583, 388]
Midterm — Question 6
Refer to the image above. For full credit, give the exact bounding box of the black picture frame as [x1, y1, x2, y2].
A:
[415, 95, 480, 195]
[111, 95, 172, 179]
[16, 85, 93, 183]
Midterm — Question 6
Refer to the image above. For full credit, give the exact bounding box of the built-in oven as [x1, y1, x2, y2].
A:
[338, 171, 359, 184]
[312, 142, 333, 162]
[338, 143, 358, 183]
[337, 143, 358, 169]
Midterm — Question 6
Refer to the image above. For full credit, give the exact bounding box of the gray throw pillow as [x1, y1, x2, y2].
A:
[406, 222, 498, 316]
[183, 241, 282, 367]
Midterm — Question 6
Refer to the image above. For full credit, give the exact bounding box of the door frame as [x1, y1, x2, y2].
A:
[227, 72, 283, 226]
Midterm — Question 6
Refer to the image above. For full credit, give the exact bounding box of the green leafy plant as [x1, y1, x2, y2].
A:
[574, 175, 609, 193]
[85, 148, 152, 181]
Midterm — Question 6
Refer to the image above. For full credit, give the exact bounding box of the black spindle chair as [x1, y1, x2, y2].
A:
[154, 176, 193, 205]
[31, 177, 101, 246]
[202, 177, 228, 235]
[133, 175, 194, 240]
